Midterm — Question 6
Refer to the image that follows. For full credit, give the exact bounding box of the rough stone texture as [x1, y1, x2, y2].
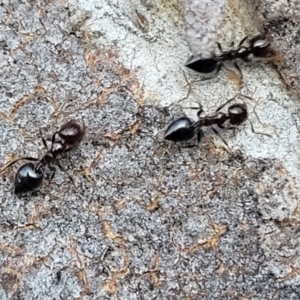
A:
[0, 0, 300, 299]
[181, 0, 226, 57]
[258, 0, 300, 95]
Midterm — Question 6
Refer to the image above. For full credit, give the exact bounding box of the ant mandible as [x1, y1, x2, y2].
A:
[0, 119, 86, 194]
[185, 34, 274, 74]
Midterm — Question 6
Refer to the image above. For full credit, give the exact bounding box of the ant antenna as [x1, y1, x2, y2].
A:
[215, 96, 237, 112]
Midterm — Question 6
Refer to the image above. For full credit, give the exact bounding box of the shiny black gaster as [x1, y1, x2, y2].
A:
[185, 57, 219, 73]
[14, 163, 43, 194]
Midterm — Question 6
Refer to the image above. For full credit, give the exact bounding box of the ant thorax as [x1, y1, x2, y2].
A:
[37, 152, 54, 168]
[50, 141, 65, 156]
[199, 112, 227, 127]
[215, 112, 225, 119]
[218, 118, 233, 129]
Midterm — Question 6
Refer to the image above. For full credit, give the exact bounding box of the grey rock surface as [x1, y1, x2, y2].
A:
[0, 0, 300, 299]
[258, 0, 300, 95]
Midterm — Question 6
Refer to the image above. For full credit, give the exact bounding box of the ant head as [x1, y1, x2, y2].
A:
[164, 117, 196, 142]
[185, 55, 219, 73]
[250, 35, 274, 58]
[57, 119, 86, 149]
[14, 162, 44, 194]
[228, 104, 248, 126]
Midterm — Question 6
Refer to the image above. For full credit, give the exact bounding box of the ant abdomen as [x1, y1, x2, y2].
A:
[185, 56, 219, 74]
[14, 163, 43, 194]
[164, 117, 196, 142]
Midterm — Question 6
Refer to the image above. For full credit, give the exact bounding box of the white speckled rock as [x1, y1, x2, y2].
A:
[182, 0, 226, 56]
[1, 0, 300, 299]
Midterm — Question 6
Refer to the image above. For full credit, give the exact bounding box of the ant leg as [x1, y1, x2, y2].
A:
[180, 106, 200, 110]
[39, 128, 49, 150]
[179, 131, 202, 149]
[215, 62, 223, 76]
[178, 105, 204, 118]
[47, 161, 76, 188]
[51, 132, 60, 144]
[242, 56, 251, 63]
[197, 129, 203, 143]
[0, 157, 39, 175]
[217, 124, 226, 129]
[180, 144, 198, 149]
[55, 161, 76, 187]
[228, 128, 237, 140]
[48, 165, 57, 183]
[169, 104, 204, 120]
[233, 62, 244, 89]
[169, 104, 200, 110]
[30, 189, 46, 197]
[233, 62, 243, 78]
[211, 127, 232, 153]
[216, 42, 223, 54]
[196, 104, 204, 118]
[62, 152, 75, 170]
[92, 122, 109, 143]
[238, 36, 248, 48]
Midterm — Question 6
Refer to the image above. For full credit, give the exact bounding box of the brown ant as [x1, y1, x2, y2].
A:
[0, 119, 86, 195]
[185, 34, 275, 73]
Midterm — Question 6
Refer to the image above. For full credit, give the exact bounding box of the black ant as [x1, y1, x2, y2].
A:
[0, 119, 86, 195]
[164, 102, 248, 144]
[185, 34, 275, 73]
